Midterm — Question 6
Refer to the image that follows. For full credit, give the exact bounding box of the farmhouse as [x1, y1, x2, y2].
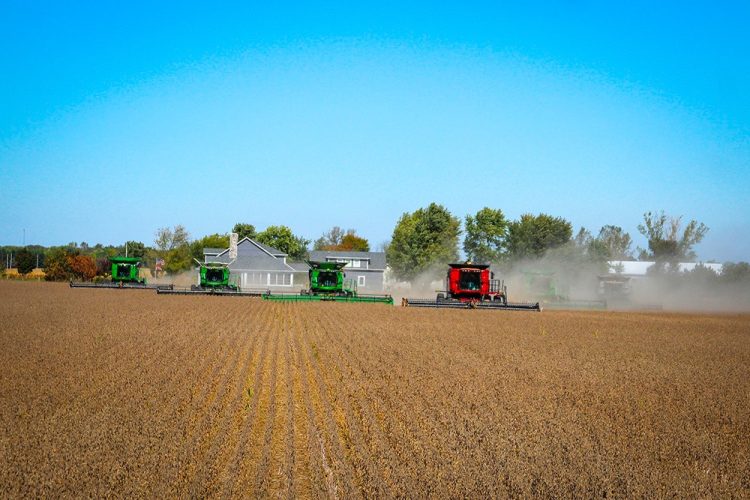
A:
[204, 237, 301, 289]
[307, 250, 387, 291]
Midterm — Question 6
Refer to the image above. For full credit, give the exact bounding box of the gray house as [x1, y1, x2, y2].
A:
[205, 237, 300, 289]
[307, 250, 387, 291]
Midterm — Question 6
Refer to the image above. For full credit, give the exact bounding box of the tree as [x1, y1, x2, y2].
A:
[463, 207, 508, 263]
[164, 246, 192, 274]
[386, 203, 460, 281]
[339, 232, 370, 251]
[154, 225, 190, 253]
[256, 226, 309, 261]
[595, 225, 633, 260]
[314, 227, 370, 251]
[44, 247, 77, 281]
[637, 211, 708, 265]
[720, 262, 750, 284]
[15, 248, 36, 274]
[232, 223, 257, 240]
[190, 233, 231, 262]
[506, 213, 573, 260]
[155, 225, 191, 273]
[122, 241, 146, 258]
[68, 255, 97, 280]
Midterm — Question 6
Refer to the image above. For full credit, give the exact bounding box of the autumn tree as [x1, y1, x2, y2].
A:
[68, 255, 97, 281]
[314, 227, 370, 251]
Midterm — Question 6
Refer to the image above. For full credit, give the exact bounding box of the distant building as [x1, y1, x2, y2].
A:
[307, 250, 387, 291]
[204, 237, 300, 289]
[607, 260, 723, 277]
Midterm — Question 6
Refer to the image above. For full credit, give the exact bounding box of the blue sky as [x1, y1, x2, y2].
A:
[1, 1, 749, 261]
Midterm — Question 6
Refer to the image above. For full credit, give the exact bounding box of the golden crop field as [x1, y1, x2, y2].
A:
[1, 281, 748, 497]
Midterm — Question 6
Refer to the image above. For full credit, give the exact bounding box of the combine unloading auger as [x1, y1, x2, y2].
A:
[70, 256, 174, 290]
[263, 261, 393, 304]
[402, 263, 541, 312]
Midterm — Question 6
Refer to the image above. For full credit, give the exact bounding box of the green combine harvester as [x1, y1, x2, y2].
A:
[157, 261, 265, 297]
[70, 256, 173, 290]
[263, 261, 393, 304]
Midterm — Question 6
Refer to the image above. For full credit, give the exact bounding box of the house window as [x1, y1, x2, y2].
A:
[269, 273, 292, 286]
[358, 275, 366, 287]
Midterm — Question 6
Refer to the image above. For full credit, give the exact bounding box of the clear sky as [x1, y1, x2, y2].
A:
[1, 1, 749, 261]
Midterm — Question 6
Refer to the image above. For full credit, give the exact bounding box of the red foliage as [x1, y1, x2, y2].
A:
[67, 255, 97, 281]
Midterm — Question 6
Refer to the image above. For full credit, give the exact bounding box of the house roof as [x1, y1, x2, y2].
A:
[308, 250, 386, 270]
[204, 237, 287, 260]
[215, 255, 296, 272]
[288, 261, 311, 272]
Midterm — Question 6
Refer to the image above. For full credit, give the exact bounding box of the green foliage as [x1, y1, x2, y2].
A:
[506, 213, 573, 260]
[15, 248, 36, 274]
[720, 262, 750, 284]
[153, 225, 192, 273]
[154, 225, 190, 253]
[44, 247, 77, 281]
[256, 225, 310, 261]
[122, 241, 146, 258]
[164, 245, 192, 274]
[232, 223, 257, 240]
[638, 211, 708, 266]
[314, 227, 370, 251]
[387, 203, 460, 281]
[596, 225, 633, 260]
[190, 233, 230, 261]
[463, 207, 508, 264]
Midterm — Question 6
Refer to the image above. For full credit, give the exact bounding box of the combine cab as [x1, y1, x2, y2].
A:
[263, 261, 393, 304]
[403, 263, 541, 311]
[70, 256, 173, 290]
[158, 262, 265, 297]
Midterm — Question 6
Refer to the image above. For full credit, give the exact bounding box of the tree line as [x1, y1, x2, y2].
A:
[385, 204, 717, 281]
[2, 206, 746, 285]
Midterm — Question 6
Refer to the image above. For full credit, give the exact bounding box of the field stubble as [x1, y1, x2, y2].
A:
[0, 280, 748, 497]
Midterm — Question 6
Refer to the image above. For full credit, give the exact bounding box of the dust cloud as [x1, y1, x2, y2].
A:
[387, 256, 750, 313]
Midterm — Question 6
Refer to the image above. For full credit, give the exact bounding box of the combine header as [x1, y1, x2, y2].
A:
[263, 261, 393, 304]
[157, 261, 265, 297]
[70, 256, 173, 290]
[402, 263, 541, 311]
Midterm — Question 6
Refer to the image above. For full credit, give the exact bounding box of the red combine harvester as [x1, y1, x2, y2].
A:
[402, 263, 541, 311]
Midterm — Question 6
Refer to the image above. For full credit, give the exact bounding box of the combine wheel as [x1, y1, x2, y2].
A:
[437, 293, 445, 302]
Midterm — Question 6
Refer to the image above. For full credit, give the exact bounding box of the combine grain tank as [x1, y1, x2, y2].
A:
[157, 262, 265, 297]
[263, 261, 393, 304]
[402, 263, 541, 311]
[70, 256, 173, 290]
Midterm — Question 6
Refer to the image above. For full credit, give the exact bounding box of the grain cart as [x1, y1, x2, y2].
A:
[157, 261, 265, 296]
[263, 261, 393, 304]
[70, 256, 173, 290]
[402, 263, 541, 311]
